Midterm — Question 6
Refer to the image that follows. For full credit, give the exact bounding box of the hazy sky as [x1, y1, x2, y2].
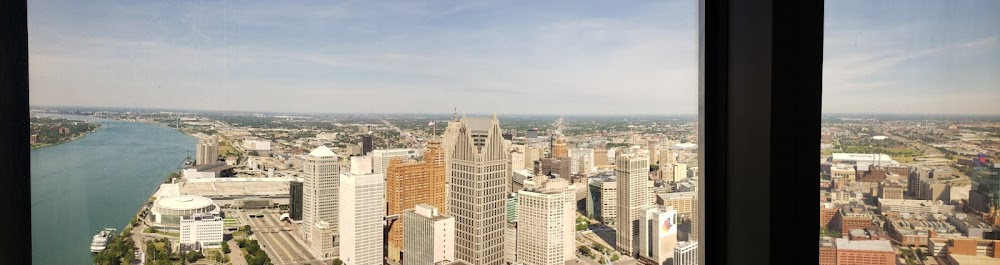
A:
[28, 1, 1000, 115]
[824, 1, 1000, 115]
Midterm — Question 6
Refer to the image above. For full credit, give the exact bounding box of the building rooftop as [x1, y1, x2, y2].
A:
[465, 116, 493, 132]
[188, 162, 233, 172]
[947, 254, 1000, 264]
[180, 178, 294, 198]
[657, 191, 697, 202]
[154, 195, 215, 211]
[834, 238, 894, 252]
[308, 145, 337, 157]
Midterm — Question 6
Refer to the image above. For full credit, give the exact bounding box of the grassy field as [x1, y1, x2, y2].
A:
[155, 231, 180, 237]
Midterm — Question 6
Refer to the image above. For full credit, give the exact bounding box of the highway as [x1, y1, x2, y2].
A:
[242, 211, 319, 265]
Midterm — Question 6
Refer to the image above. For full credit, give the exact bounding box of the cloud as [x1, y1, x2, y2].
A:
[823, 35, 996, 93]
[29, 1, 698, 115]
[962, 36, 998, 48]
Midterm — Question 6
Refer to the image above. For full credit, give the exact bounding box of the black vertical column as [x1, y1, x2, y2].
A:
[699, 0, 822, 264]
[0, 0, 31, 263]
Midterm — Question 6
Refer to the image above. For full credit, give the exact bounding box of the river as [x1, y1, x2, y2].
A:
[30, 114, 196, 264]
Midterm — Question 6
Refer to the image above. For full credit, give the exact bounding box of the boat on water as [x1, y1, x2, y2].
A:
[90, 228, 116, 253]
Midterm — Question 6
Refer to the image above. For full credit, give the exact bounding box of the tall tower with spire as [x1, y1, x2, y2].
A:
[449, 114, 508, 265]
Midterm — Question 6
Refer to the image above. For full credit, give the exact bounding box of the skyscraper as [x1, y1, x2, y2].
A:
[570, 149, 595, 176]
[372, 148, 421, 176]
[289, 180, 303, 221]
[361, 134, 373, 155]
[403, 204, 456, 265]
[673, 241, 698, 265]
[449, 114, 508, 265]
[551, 139, 569, 158]
[339, 156, 385, 265]
[196, 138, 219, 165]
[616, 152, 651, 257]
[386, 141, 446, 263]
[516, 176, 577, 265]
[657, 191, 698, 242]
[638, 205, 678, 264]
[526, 128, 539, 139]
[301, 146, 340, 259]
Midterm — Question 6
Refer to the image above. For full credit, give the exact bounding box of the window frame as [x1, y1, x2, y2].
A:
[1, 0, 826, 263]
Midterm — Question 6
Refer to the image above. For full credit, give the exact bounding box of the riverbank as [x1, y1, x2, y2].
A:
[29, 115, 101, 150]
[31, 116, 198, 264]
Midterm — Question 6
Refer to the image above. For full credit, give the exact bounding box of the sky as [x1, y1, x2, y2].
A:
[824, 1, 1000, 115]
[27, 1, 1000, 115]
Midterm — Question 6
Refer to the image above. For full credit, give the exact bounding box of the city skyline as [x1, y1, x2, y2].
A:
[29, 1, 1000, 115]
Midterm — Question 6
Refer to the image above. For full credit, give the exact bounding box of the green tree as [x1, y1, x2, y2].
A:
[222, 242, 231, 254]
[244, 225, 253, 235]
[579, 246, 593, 258]
[332, 259, 344, 265]
[611, 254, 620, 261]
[186, 250, 200, 263]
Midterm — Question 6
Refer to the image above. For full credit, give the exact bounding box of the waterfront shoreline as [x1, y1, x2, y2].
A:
[29, 118, 101, 150]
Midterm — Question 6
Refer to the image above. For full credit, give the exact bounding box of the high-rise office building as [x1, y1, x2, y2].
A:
[672, 164, 688, 183]
[511, 150, 525, 172]
[196, 138, 219, 165]
[587, 176, 618, 224]
[386, 141, 446, 263]
[372, 148, 422, 176]
[616, 152, 651, 257]
[301, 146, 340, 258]
[526, 128, 539, 139]
[551, 139, 569, 158]
[516, 176, 577, 265]
[538, 157, 572, 180]
[647, 139, 661, 165]
[570, 149, 595, 176]
[309, 221, 335, 259]
[505, 223, 518, 264]
[448, 114, 508, 265]
[638, 205, 678, 264]
[402, 204, 455, 265]
[674, 241, 698, 265]
[289, 180, 303, 220]
[505, 193, 519, 264]
[360, 135, 373, 155]
[525, 146, 543, 169]
[339, 156, 385, 265]
[656, 191, 698, 242]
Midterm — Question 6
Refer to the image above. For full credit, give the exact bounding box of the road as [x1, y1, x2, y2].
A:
[243, 211, 319, 265]
[226, 241, 248, 265]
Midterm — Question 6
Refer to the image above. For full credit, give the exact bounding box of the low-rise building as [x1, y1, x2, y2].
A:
[181, 162, 235, 179]
[877, 183, 905, 200]
[878, 198, 957, 215]
[886, 214, 960, 247]
[180, 214, 224, 249]
[834, 238, 895, 265]
[819, 237, 836, 265]
[821, 203, 840, 230]
[838, 205, 874, 233]
[946, 213, 997, 239]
